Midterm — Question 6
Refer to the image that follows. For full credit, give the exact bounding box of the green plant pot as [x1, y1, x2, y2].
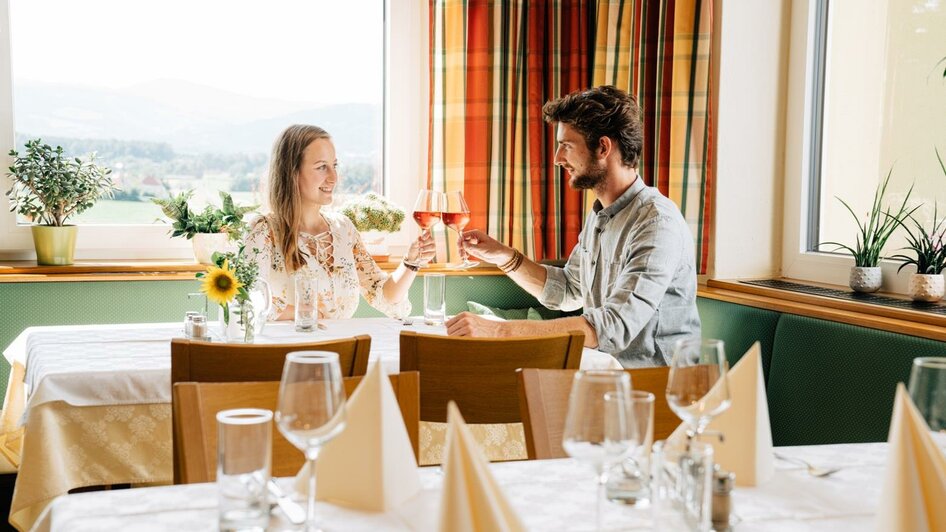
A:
[31, 225, 78, 266]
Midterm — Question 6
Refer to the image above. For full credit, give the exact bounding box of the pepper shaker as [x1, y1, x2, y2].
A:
[712, 466, 735, 531]
[190, 315, 208, 340]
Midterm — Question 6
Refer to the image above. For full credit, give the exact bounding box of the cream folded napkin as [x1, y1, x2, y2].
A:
[439, 401, 525, 532]
[294, 361, 420, 511]
[669, 342, 774, 486]
[876, 383, 946, 532]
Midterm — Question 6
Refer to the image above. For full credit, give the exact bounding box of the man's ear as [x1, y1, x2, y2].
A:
[597, 136, 613, 160]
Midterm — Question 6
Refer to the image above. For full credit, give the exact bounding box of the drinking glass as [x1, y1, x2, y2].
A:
[217, 408, 272, 531]
[562, 370, 638, 531]
[908, 357, 946, 433]
[666, 338, 731, 439]
[294, 273, 318, 332]
[606, 390, 655, 507]
[412, 189, 444, 237]
[423, 273, 446, 325]
[653, 438, 714, 531]
[275, 352, 347, 532]
[442, 191, 479, 269]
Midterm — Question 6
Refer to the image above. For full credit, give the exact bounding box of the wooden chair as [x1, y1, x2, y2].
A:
[172, 371, 420, 484]
[517, 366, 676, 459]
[399, 330, 584, 424]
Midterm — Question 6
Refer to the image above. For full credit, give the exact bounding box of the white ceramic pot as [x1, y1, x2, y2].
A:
[909, 273, 945, 303]
[849, 266, 882, 293]
[191, 233, 231, 265]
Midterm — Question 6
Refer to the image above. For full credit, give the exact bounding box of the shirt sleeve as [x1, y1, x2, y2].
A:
[538, 235, 584, 311]
[244, 216, 289, 320]
[349, 226, 411, 319]
[581, 215, 684, 354]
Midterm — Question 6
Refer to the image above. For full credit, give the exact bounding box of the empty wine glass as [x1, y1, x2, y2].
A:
[908, 357, 946, 434]
[412, 189, 444, 237]
[275, 351, 347, 532]
[442, 190, 479, 269]
[666, 338, 731, 440]
[562, 370, 638, 531]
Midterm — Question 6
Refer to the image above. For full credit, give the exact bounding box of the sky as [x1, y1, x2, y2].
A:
[10, 0, 384, 104]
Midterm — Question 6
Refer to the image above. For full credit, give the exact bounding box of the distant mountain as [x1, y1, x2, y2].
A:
[13, 80, 381, 156]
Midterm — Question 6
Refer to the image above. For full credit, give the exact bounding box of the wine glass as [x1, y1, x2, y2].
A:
[442, 190, 479, 269]
[412, 189, 444, 237]
[562, 370, 638, 531]
[666, 338, 731, 440]
[907, 357, 946, 434]
[275, 351, 347, 531]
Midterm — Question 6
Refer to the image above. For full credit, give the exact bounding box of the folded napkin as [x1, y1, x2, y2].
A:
[876, 383, 946, 532]
[294, 361, 420, 511]
[669, 342, 774, 486]
[439, 401, 525, 532]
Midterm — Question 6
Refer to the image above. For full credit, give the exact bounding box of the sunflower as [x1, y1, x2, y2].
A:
[200, 259, 243, 305]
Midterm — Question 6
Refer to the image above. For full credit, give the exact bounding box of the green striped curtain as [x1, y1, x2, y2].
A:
[429, 0, 714, 273]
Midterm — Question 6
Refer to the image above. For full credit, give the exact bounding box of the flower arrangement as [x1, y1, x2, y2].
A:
[197, 242, 261, 342]
[339, 192, 405, 233]
[153, 190, 257, 240]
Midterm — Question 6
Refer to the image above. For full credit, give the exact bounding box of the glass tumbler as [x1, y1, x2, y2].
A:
[294, 273, 318, 332]
[423, 273, 446, 325]
[217, 408, 273, 531]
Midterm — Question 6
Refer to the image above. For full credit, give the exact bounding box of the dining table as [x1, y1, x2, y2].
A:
[1, 317, 621, 532]
[29, 442, 919, 531]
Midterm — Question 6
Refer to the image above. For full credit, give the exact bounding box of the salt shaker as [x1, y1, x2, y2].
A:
[184, 311, 200, 338]
[712, 466, 735, 532]
[190, 315, 208, 340]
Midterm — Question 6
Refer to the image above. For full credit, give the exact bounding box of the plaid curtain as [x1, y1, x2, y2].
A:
[429, 0, 714, 272]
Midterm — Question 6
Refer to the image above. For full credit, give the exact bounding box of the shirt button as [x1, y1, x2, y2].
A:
[591, 260, 596, 266]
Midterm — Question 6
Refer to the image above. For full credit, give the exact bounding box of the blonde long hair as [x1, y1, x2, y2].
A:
[268, 124, 331, 273]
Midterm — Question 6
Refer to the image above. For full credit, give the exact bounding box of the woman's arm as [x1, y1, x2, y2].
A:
[382, 232, 436, 303]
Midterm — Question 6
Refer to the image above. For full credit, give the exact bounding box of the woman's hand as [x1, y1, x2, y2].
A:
[460, 229, 514, 265]
[406, 231, 436, 266]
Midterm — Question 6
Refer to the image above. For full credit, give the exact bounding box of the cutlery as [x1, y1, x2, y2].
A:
[268, 479, 306, 525]
[774, 452, 841, 478]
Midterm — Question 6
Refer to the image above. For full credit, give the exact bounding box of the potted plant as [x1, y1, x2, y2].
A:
[820, 169, 917, 293]
[152, 190, 258, 264]
[339, 192, 405, 261]
[5, 139, 117, 265]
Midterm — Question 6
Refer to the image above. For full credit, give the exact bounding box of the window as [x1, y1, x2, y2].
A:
[0, 0, 427, 260]
[783, 0, 946, 293]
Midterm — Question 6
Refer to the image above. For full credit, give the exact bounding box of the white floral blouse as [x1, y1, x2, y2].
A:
[244, 213, 410, 320]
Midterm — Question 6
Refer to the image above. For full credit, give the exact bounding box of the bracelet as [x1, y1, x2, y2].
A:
[402, 259, 421, 272]
[499, 250, 524, 273]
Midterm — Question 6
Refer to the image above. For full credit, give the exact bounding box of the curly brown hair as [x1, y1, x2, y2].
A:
[542, 85, 643, 168]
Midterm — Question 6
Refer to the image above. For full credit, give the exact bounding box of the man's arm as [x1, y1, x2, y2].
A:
[445, 313, 600, 348]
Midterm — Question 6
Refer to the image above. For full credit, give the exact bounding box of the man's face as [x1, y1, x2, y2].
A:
[553, 123, 606, 190]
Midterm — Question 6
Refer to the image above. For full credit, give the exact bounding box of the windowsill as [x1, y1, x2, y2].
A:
[700, 278, 946, 342]
[0, 259, 506, 283]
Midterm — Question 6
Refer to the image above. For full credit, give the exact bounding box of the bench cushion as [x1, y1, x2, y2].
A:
[697, 297, 780, 383]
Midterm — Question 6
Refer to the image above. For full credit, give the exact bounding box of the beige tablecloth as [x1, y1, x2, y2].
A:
[2, 319, 618, 531]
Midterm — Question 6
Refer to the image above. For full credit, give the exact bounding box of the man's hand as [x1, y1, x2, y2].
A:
[461, 229, 515, 265]
[446, 312, 507, 338]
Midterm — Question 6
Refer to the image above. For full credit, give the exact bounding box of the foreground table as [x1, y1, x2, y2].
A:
[2, 318, 620, 531]
[31, 443, 903, 532]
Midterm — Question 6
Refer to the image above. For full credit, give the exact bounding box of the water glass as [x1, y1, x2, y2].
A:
[294, 273, 318, 332]
[607, 390, 655, 506]
[217, 408, 273, 531]
[653, 439, 714, 532]
[666, 338, 731, 437]
[423, 273, 446, 325]
[908, 357, 946, 432]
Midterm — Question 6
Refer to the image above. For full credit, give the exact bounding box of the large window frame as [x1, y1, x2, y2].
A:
[0, 0, 427, 261]
[781, 0, 913, 294]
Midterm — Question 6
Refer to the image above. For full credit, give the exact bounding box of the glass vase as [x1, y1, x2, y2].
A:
[223, 299, 257, 344]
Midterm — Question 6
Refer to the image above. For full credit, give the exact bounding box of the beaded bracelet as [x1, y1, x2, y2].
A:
[499, 250, 524, 273]
[402, 259, 421, 272]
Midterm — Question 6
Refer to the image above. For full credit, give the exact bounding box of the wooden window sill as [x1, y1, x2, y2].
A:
[700, 278, 946, 342]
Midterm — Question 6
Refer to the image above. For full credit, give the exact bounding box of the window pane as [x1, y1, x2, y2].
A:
[10, 0, 383, 226]
[818, 1, 946, 253]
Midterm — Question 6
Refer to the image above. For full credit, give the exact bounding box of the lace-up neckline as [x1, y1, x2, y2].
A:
[302, 215, 335, 273]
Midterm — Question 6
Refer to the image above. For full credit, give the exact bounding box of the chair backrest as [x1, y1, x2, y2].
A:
[517, 366, 675, 460]
[170, 336, 371, 385]
[399, 330, 584, 424]
[172, 371, 420, 484]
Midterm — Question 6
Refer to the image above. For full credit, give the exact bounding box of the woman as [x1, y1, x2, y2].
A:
[246, 124, 435, 320]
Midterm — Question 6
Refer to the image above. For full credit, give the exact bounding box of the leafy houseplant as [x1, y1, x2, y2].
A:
[340, 192, 405, 259]
[152, 190, 258, 264]
[820, 169, 918, 292]
[5, 139, 117, 265]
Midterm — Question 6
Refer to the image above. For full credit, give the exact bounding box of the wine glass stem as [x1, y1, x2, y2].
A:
[306, 455, 318, 531]
[596, 471, 608, 532]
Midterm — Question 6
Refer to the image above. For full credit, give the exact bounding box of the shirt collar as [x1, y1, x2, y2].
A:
[592, 176, 646, 218]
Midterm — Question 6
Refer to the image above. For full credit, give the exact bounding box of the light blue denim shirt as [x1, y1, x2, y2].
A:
[539, 177, 701, 367]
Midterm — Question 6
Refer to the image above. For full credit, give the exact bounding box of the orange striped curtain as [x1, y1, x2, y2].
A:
[429, 0, 714, 273]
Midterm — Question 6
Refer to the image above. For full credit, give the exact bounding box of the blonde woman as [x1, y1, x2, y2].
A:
[246, 124, 435, 320]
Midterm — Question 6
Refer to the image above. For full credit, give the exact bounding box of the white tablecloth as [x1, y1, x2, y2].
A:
[31, 443, 917, 532]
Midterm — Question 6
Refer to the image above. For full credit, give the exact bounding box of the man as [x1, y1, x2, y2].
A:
[445, 85, 700, 367]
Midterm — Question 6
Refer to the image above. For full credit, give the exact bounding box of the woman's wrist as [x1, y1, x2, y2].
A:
[402, 258, 421, 272]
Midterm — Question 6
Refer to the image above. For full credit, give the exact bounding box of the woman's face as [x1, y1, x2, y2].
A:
[296, 138, 338, 207]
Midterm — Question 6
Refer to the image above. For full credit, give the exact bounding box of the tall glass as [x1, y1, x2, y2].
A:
[423, 273, 446, 326]
[294, 273, 318, 332]
[275, 352, 347, 531]
[606, 390, 655, 506]
[412, 189, 444, 237]
[908, 357, 946, 433]
[217, 408, 272, 531]
[562, 370, 638, 531]
[666, 338, 731, 439]
[442, 190, 479, 269]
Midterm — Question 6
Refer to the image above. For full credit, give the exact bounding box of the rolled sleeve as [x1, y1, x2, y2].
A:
[538, 244, 584, 311]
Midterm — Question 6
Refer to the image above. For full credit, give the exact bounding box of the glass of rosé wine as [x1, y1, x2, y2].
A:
[443, 191, 479, 269]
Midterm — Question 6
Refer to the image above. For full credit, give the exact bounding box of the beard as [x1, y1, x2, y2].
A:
[569, 162, 607, 190]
